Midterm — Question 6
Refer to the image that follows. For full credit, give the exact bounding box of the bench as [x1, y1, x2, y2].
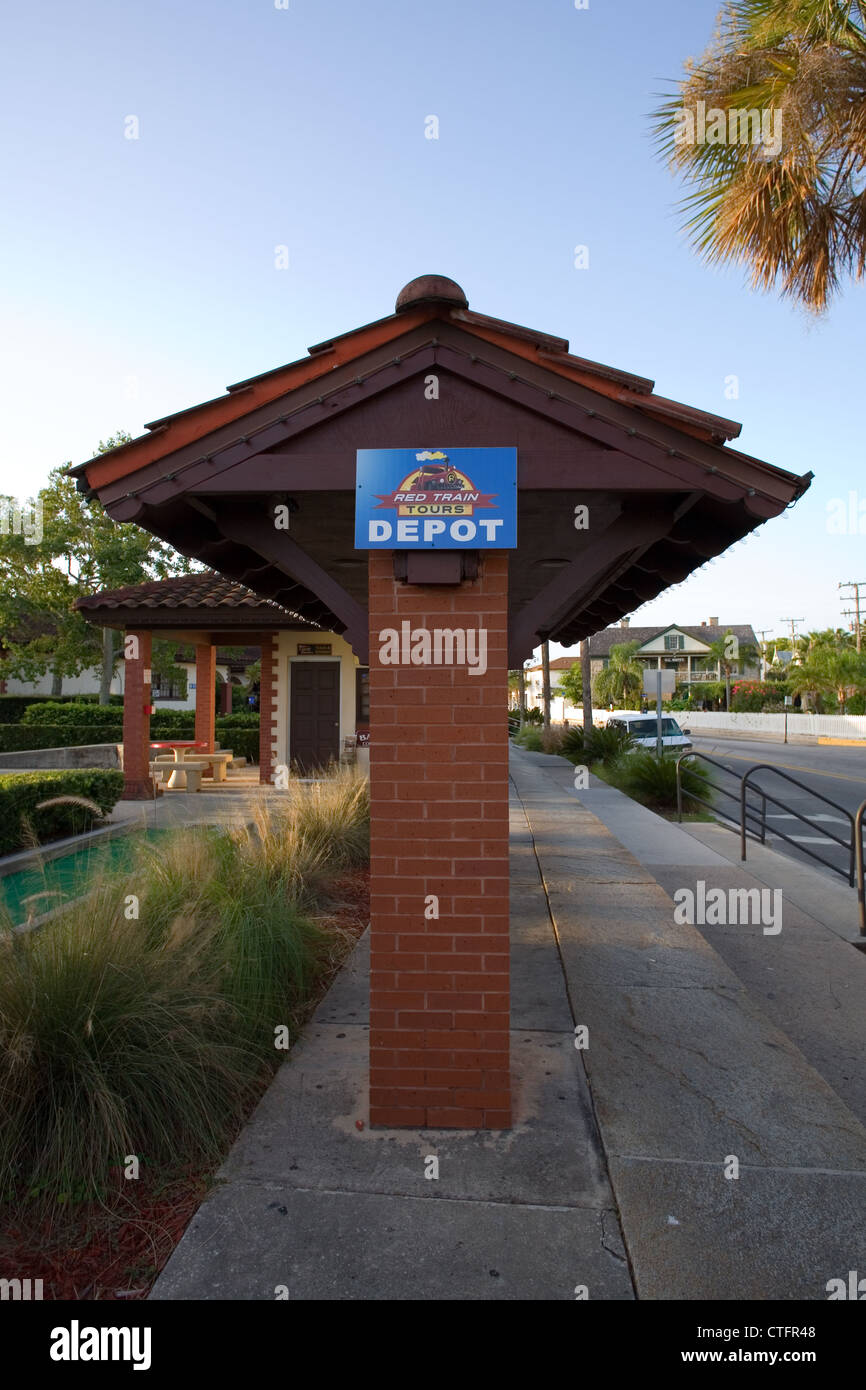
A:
[149, 761, 203, 792]
[178, 751, 233, 782]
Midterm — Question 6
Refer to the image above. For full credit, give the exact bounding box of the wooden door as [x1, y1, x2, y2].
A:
[289, 661, 341, 772]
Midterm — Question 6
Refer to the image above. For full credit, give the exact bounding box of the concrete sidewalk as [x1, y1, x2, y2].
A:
[151, 772, 634, 1301]
[515, 748, 866, 1298]
[562, 763, 866, 1128]
[151, 747, 866, 1300]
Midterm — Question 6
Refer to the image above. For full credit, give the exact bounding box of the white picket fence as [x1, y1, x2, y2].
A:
[678, 712, 866, 741]
[512, 705, 866, 741]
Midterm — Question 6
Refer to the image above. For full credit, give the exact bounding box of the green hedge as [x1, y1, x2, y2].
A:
[0, 770, 125, 855]
[0, 723, 260, 760]
[0, 726, 122, 753]
[215, 729, 259, 762]
[20, 702, 260, 733]
[212, 712, 261, 728]
[0, 695, 113, 723]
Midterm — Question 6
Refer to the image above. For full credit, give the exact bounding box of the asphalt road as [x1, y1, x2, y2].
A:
[690, 735, 866, 882]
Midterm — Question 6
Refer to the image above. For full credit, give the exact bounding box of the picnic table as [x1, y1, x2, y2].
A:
[149, 740, 209, 789]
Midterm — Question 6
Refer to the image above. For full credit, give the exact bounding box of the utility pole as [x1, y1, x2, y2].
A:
[839, 581, 866, 652]
[755, 628, 773, 680]
[780, 616, 804, 655]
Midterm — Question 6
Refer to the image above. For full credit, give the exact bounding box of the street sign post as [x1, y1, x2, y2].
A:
[643, 669, 676, 756]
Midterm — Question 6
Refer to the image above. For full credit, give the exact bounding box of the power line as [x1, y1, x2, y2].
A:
[839, 580, 866, 652]
[779, 616, 804, 651]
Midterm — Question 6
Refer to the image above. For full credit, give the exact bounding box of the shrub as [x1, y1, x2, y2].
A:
[540, 726, 564, 755]
[0, 770, 124, 854]
[0, 726, 122, 753]
[514, 726, 543, 751]
[614, 750, 712, 812]
[215, 728, 259, 762]
[522, 706, 544, 725]
[213, 712, 260, 729]
[0, 695, 102, 724]
[584, 723, 634, 766]
[21, 702, 123, 728]
[238, 766, 370, 898]
[0, 868, 289, 1211]
[730, 680, 789, 712]
[0, 766, 366, 1212]
[560, 726, 586, 760]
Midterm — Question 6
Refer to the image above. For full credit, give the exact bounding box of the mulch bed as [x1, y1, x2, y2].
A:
[0, 866, 369, 1300]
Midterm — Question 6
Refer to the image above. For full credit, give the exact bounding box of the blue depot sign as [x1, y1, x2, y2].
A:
[355, 447, 517, 549]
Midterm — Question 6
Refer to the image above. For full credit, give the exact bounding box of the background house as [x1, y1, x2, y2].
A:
[521, 617, 761, 716]
[588, 618, 761, 687]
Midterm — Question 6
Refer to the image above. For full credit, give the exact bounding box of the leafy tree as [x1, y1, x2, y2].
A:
[706, 630, 758, 709]
[789, 642, 866, 710]
[557, 661, 584, 707]
[653, 0, 866, 312]
[0, 434, 194, 699]
[593, 641, 644, 709]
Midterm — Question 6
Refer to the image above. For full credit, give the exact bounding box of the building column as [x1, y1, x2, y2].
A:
[368, 552, 511, 1130]
[258, 633, 279, 783]
[194, 644, 217, 753]
[121, 628, 155, 800]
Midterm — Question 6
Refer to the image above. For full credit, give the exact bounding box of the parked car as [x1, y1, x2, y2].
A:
[605, 711, 693, 752]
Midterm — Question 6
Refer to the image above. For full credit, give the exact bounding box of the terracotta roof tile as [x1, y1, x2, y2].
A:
[75, 571, 303, 616]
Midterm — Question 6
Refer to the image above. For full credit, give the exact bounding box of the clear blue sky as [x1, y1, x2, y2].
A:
[2, 0, 863, 650]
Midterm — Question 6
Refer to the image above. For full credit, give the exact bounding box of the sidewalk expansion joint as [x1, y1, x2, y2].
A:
[221, 1178, 612, 1213]
[611, 1154, 866, 1177]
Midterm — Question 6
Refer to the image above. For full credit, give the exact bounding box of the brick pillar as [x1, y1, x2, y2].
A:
[368, 552, 511, 1129]
[194, 644, 216, 753]
[121, 628, 155, 800]
[258, 633, 279, 783]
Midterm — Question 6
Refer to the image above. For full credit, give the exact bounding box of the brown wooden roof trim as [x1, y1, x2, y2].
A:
[89, 329, 809, 522]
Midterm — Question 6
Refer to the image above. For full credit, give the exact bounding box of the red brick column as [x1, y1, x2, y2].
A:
[258, 633, 279, 783]
[194, 644, 216, 754]
[368, 552, 511, 1129]
[121, 628, 155, 800]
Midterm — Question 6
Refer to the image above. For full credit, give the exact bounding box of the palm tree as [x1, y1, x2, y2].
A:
[789, 638, 866, 710]
[593, 642, 644, 709]
[653, 1, 866, 312]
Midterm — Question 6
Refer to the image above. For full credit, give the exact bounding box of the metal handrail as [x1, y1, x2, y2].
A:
[740, 764, 855, 886]
[678, 754, 865, 930]
[675, 750, 766, 840]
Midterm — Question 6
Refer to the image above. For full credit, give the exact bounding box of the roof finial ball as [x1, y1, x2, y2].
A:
[395, 275, 469, 313]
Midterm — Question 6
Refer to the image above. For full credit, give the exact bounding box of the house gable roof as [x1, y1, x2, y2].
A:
[68, 277, 810, 662]
[587, 623, 759, 657]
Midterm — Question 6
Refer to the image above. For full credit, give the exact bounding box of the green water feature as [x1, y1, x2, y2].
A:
[0, 828, 173, 927]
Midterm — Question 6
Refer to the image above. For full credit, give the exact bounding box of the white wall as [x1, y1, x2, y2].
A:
[4, 661, 231, 712]
[3, 666, 121, 698]
[682, 712, 866, 740]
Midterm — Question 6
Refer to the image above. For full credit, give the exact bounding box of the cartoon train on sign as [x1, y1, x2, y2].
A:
[411, 450, 468, 490]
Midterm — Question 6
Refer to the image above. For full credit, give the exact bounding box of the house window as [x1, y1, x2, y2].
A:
[356, 667, 369, 724]
[664, 634, 685, 651]
[151, 674, 186, 701]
